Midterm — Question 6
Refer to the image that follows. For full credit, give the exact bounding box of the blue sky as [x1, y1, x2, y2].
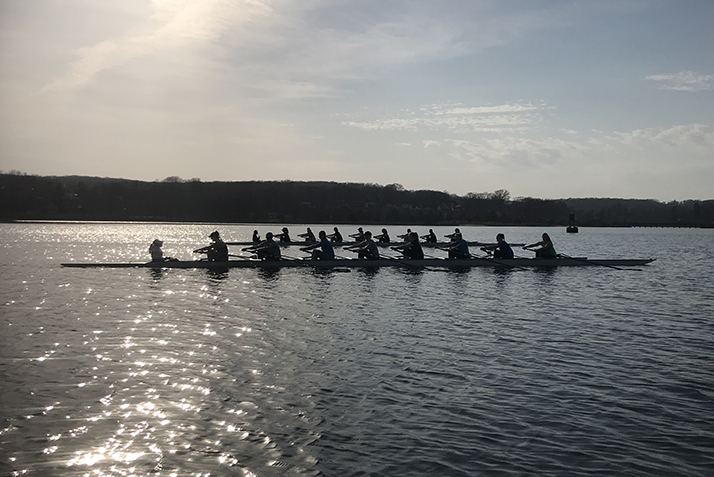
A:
[1, 0, 712, 200]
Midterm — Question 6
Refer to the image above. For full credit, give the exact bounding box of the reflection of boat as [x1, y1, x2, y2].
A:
[225, 241, 526, 248]
[61, 257, 654, 269]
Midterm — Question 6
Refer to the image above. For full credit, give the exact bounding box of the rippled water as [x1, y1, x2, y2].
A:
[1, 223, 713, 476]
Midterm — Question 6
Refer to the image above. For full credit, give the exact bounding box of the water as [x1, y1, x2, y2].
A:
[1, 223, 713, 476]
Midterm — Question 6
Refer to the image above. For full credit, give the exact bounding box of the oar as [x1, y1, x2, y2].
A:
[382, 253, 449, 272]
[422, 252, 458, 268]
[193, 251, 247, 262]
[228, 253, 252, 260]
[279, 253, 307, 262]
[556, 253, 639, 271]
[469, 253, 527, 271]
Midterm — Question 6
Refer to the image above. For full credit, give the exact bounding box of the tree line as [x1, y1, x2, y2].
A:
[1, 172, 712, 227]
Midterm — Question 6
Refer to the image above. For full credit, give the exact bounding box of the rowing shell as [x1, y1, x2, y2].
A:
[61, 257, 655, 269]
[225, 241, 526, 248]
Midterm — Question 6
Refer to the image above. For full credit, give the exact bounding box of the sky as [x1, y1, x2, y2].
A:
[1, 0, 713, 200]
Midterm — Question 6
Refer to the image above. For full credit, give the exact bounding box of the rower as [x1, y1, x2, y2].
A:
[349, 227, 365, 242]
[327, 227, 343, 243]
[193, 231, 229, 262]
[445, 228, 461, 242]
[345, 231, 379, 259]
[300, 230, 335, 260]
[391, 232, 424, 259]
[439, 232, 469, 259]
[374, 228, 391, 243]
[243, 232, 281, 260]
[481, 233, 514, 259]
[275, 227, 292, 243]
[523, 233, 557, 258]
[252, 230, 261, 243]
[298, 227, 316, 242]
[421, 229, 437, 243]
[397, 228, 412, 242]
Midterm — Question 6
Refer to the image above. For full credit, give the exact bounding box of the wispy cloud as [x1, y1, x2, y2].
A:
[343, 102, 544, 133]
[37, 0, 572, 99]
[43, 0, 273, 92]
[438, 123, 714, 170]
[646, 71, 714, 92]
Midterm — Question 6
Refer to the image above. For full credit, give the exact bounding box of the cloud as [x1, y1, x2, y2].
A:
[42, 0, 273, 92]
[646, 71, 714, 92]
[35, 0, 479, 98]
[435, 104, 539, 115]
[610, 123, 714, 154]
[438, 124, 714, 176]
[428, 123, 714, 199]
[343, 102, 544, 132]
[35, 0, 579, 100]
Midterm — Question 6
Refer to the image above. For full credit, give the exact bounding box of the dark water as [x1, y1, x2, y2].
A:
[1, 223, 713, 476]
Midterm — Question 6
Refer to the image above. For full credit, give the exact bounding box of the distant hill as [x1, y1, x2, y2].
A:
[1, 173, 712, 227]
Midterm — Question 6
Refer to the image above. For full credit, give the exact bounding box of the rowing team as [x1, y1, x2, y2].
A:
[149, 230, 557, 263]
[246, 226, 444, 244]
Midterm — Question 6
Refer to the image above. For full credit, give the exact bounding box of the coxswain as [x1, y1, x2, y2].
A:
[149, 239, 175, 262]
[243, 232, 281, 260]
[345, 231, 379, 259]
[374, 228, 391, 243]
[252, 230, 261, 243]
[391, 232, 424, 259]
[150, 239, 177, 262]
[300, 230, 335, 260]
[275, 227, 292, 243]
[349, 227, 365, 242]
[481, 233, 514, 259]
[439, 232, 469, 259]
[421, 229, 438, 243]
[193, 231, 229, 262]
[445, 228, 461, 242]
[327, 227, 343, 243]
[298, 227, 316, 242]
[149, 239, 164, 262]
[397, 228, 412, 242]
[523, 233, 557, 258]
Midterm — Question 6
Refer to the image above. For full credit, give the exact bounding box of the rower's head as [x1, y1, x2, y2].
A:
[307, 227, 312, 232]
[382, 228, 387, 233]
[364, 231, 372, 239]
[152, 239, 163, 246]
[358, 227, 363, 232]
[333, 227, 339, 232]
[266, 232, 274, 240]
[455, 228, 460, 233]
[319, 230, 327, 239]
[496, 233, 505, 241]
[209, 231, 220, 240]
[282, 227, 288, 232]
[542, 233, 551, 241]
